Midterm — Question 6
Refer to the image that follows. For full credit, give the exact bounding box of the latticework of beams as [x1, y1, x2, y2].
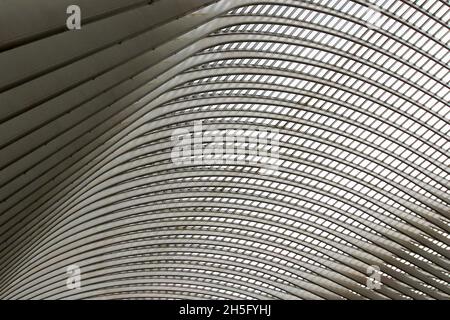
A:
[0, 0, 449, 300]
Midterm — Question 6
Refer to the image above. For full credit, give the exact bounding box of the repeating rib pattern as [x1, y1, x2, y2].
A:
[0, 0, 449, 300]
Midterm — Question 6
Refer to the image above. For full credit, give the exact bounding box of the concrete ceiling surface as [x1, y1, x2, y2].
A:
[0, 0, 449, 300]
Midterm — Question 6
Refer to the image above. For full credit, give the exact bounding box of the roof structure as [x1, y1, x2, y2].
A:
[0, 0, 449, 300]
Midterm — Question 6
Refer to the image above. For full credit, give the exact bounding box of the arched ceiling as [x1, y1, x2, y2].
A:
[0, 0, 449, 300]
